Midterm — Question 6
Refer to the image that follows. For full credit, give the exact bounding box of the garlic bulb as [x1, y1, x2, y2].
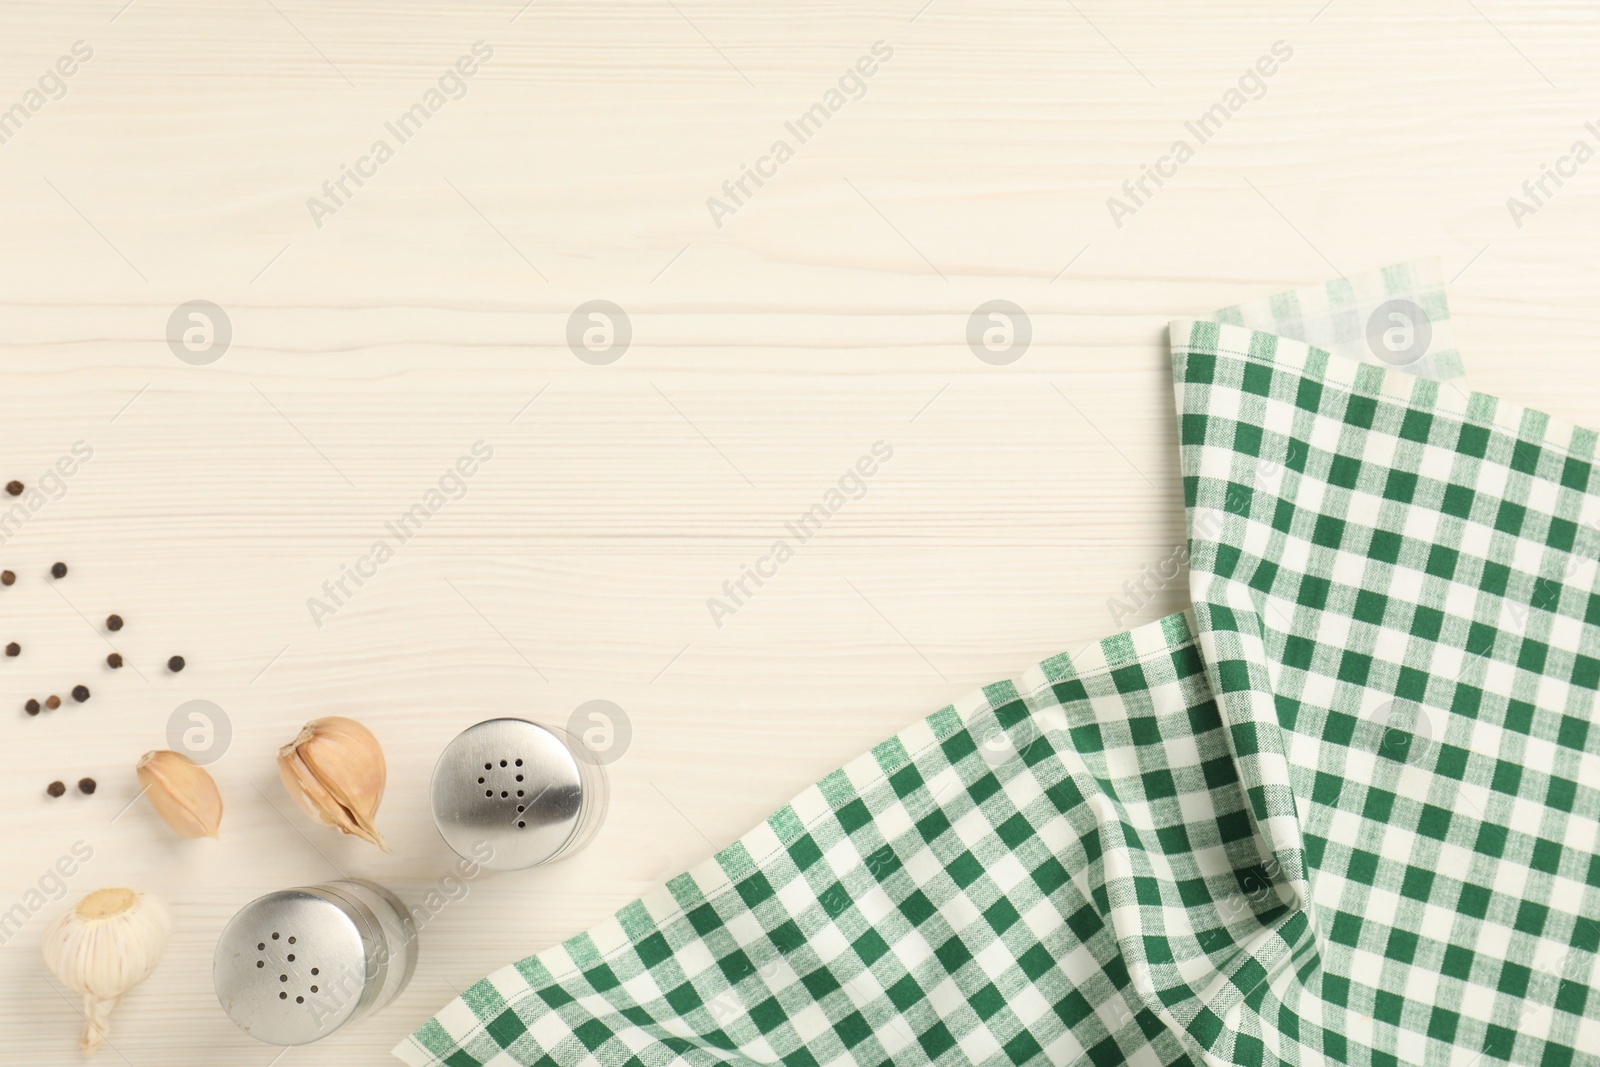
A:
[277, 716, 390, 850]
[41, 888, 171, 1053]
[136, 750, 223, 838]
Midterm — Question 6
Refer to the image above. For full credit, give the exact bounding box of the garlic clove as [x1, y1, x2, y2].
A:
[135, 750, 223, 838]
[41, 887, 171, 1053]
[277, 716, 389, 851]
[276, 745, 361, 835]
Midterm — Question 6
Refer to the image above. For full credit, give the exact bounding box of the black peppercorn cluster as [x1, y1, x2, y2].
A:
[16, 565, 188, 712]
[17, 563, 95, 716]
[12, 554, 191, 800]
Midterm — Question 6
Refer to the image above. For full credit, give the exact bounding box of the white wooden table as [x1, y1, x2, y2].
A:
[1, 1, 1595, 1063]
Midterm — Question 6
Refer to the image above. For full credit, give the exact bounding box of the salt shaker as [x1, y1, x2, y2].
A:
[430, 717, 607, 872]
[213, 879, 416, 1045]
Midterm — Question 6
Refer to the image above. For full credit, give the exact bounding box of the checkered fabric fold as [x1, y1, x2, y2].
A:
[1212, 259, 1462, 381]
[395, 305, 1598, 1067]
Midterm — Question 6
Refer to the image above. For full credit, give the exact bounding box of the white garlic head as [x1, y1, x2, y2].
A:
[41, 887, 172, 1053]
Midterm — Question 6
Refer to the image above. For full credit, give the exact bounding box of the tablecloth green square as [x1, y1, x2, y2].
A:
[394, 271, 1598, 1067]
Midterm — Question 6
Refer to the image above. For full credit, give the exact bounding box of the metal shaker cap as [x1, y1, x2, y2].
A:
[214, 880, 415, 1046]
[430, 717, 607, 872]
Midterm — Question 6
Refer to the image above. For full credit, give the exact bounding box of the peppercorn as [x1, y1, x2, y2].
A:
[46, 781, 65, 797]
[77, 778, 96, 795]
[0, 570, 13, 586]
[5, 642, 17, 657]
[5, 481, 21, 496]
[106, 653, 123, 669]
[24, 698, 39, 715]
[71, 685, 89, 703]
[45, 695, 60, 710]
[50, 562, 66, 579]
[167, 655, 185, 673]
[106, 614, 123, 632]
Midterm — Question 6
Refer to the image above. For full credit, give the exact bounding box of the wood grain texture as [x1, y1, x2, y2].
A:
[0, 0, 1596, 1062]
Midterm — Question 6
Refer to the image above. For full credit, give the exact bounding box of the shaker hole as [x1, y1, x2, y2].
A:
[501, 791, 508, 798]
[296, 996, 304, 1004]
[499, 759, 507, 767]
[516, 774, 524, 782]
[311, 968, 319, 975]
[517, 790, 524, 797]
[517, 805, 525, 812]
[288, 936, 296, 944]
[257, 942, 265, 950]
[287, 954, 295, 962]
[310, 985, 318, 993]
[515, 758, 523, 766]
[256, 961, 264, 969]
[280, 974, 288, 982]
[517, 821, 526, 828]
[280, 992, 288, 1000]
[272, 932, 280, 940]
[478, 777, 485, 784]
[484, 762, 491, 770]
[485, 790, 493, 797]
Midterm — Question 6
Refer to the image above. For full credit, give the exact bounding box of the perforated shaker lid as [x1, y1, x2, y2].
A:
[213, 886, 384, 1045]
[430, 717, 594, 871]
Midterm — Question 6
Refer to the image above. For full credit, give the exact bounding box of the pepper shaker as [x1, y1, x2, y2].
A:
[430, 717, 607, 872]
[213, 879, 416, 1045]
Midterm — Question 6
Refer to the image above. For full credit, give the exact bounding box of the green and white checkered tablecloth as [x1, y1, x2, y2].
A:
[395, 271, 1599, 1067]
